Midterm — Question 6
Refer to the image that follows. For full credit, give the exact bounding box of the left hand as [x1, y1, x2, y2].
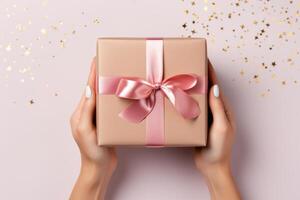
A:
[70, 58, 117, 200]
[70, 58, 117, 176]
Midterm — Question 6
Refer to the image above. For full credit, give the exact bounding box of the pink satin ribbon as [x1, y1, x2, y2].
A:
[98, 39, 206, 146]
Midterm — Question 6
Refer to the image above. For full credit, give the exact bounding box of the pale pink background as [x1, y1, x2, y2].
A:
[1, 1, 300, 200]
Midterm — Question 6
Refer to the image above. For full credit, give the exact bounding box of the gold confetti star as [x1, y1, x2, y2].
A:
[6, 66, 12, 71]
[51, 25, 58, 31]
[93, 18, 100, 24]
[260, 92, 266, 97]
[5, 44, 12, 52]
[40, 28, 47, 35]
[41, 0, 48, 6]
[240, 69, 245, 76]
[59, 39, 66, 48]
[24, 48, 31, 56]
[16, 24, 26, 32]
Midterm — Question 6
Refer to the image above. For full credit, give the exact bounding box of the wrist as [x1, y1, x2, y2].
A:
[75, 161, 114, 199]
[202, 163, 231, 182]
[80, 160, 114, 186]
[198, 161, 232, 183]
[198, 162, 241, 200]
[70, 161, 113, 200]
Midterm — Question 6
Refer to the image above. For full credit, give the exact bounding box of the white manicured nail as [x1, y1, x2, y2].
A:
[213, 85, 219, 98]
[85, 85, 92, 98]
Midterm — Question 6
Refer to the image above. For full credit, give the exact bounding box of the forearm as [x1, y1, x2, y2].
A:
[201, 163, 241, 200]
[70, 162, 113, 200]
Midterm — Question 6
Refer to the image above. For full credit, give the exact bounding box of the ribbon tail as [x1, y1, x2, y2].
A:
[162, 87, 200, 119]
[118, 97, 155, 123]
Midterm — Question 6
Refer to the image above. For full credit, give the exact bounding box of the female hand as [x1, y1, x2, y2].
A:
[194, 61, 240, 200]
[70, 58, 117, 200]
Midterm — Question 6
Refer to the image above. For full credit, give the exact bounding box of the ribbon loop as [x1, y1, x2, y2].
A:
[163, 74, 198, 90]
[116, 78, 153, 99]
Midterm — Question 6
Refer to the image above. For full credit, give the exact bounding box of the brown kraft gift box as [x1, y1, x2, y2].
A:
[96, 38, 207, 147]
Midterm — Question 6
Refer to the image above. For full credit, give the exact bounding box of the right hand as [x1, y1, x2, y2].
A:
[194, 61, 236, 175]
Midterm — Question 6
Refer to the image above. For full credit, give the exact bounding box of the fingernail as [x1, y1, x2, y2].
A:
[85, 85, 92, 98]
[213, 84, 219, 98]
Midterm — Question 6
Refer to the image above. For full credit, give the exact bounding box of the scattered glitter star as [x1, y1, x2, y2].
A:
[40, 28, 47, 35]
[93, 18, 100, 24]
[24, 49, 31, 56]
[59, 39, 66, 48]
[240, 70, 245, 76]
[5, 44, 12, 52]
[6, 66, 12, 71]
[16, 24, 26, 32]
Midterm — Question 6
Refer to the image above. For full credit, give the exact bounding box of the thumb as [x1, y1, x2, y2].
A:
[79, 85, 96, 129]
[79, 59, 97, 131]
[209, 84, 227, 123]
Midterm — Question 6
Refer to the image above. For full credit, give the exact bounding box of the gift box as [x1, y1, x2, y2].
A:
[96, 38, 207, 147]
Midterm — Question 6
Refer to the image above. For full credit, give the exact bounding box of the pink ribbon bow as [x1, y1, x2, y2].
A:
[114, 74, 202, 123]
[98, 39, 206, 146]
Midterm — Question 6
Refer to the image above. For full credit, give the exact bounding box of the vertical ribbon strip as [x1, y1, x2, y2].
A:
[145, 40, 165, 146]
